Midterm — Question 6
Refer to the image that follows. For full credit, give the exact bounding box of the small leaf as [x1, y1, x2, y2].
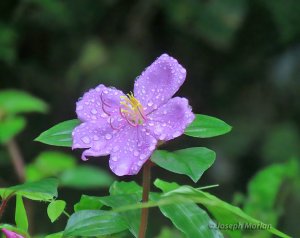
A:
[0, 116, 26, 143]
[63, 210, 128, 237]
[45, 232, 63, 238]
[59, 165, 114, 189]
[47, 200, 66, 223]
[35, 119, 80, 147]
[0, 178, 58, 201]
[185, 114, 232, 138]
[74, 195, 103, 212]
[15, 195, 28, 231]
[152, 147, 216, 182]
[0, 89, 48, 115]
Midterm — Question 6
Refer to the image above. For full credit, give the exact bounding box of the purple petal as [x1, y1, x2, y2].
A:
[134, 54, 186, 114]
[109, 126, 157, 176]
[146, 97, 194, 141]
[2, 229, 24, 238]
[72, 121, 123, 160]
[76, 84, 125, 122]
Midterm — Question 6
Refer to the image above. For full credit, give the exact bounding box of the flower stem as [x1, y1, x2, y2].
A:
[138, 160, 152, 238]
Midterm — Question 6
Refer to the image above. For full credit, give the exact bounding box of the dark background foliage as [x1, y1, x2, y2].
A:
[0, 0, 299, 237]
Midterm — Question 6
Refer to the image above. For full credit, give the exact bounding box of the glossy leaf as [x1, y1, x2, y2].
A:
[45, 232, 63, 238]
[35, 119, 80, 147]
[154, 179, 291, 238]
[59, 165, 113, 189]
[15, 195, 28, 231]
[74, 195, 103, 212]
[152, 147, 216, 182]
[63, 210, 128, 237]
[0, 90, 48, 115]
[185, 114, 232, 138]
[0, 117, 26, 143]
[152, 193, 223, 238]
[47, 200, 66, 223]
[0, 178, 58, 201]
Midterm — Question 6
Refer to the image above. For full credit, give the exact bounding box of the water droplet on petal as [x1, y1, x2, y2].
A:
[113, 146, 119, 152]
[149, 145, 155, 151]
[77, 105, 83, 110]
[111, 156, 118, 161]
[134, 150, 139, 156]
[147, 101, 153, 107]
[173, 131, 181, 137]
[105, 134, 112, 140]
[81, 136, 90, 144]
[93, 135, 99, 140]
[91, 109, 97, 114]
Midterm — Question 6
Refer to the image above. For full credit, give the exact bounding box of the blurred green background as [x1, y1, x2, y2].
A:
[0, 0, 300, 237]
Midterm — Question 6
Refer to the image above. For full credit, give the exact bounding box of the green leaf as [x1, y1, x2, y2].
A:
[0, 178, 58, 201]
[74, 195, 103, 212]
[25, 151, 76, 181]
[154, 179, 291, 238]
[63, 210, 128, 237]
[15, 195, 28, 231]
[47, 200, 66, 223]
[151, 193, 223, 238]
[244, 160, 298, 225]
[0, 90, 48, 115]
[152, 147, 216, 182]
[35, 119, 80, 147]
[0, 116, 26, 143]
[59, 165, 114, 189]
[185, 114, 232, 138]
[109, 181, 142, 195]
[45, 232, 63, 238]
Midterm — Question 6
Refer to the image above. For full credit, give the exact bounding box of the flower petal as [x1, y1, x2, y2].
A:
[2, 229, 24, 238]
[146, 97, 194, 141]
[134, 53, 186, 113]
[76, 84, 125, 122]
[72, 121, 121, 160]
[109, 126, 157, 176]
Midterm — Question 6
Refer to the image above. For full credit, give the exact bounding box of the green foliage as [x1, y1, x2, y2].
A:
[185, 114, 232, 138]
[25, 151, 76, 181]
[154, 179, 291, 238]
[74, 195, 103, 212]
[152, 192, 223, 238]
[240, 160, 299, 237]
[35, 119, 80, 147]
[47, 200, 66, 223]
[0, 178, 58, 201]
[0, 116, 26, 143]
[63, 210, 128, 237]
[152, 147, 216, 182]
[15, 195, 28, 231]
[0, 90, 48, 115]
[59, 165, 114, 189]
[0, 23, 17, 64]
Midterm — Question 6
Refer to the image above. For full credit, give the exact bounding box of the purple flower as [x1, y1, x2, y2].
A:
[72, 54, 195, 176]
[1, 229, 24, 238]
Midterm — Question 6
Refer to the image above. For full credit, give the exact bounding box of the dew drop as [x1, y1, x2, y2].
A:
[147, 101, 153, 107]
[81, 136, 90, 144]
[113, 146, 119, 152]
[77, 105, 83, 111]
[173, 131, 181, 137]
[93, 135, 99, 140]
[134, 150, 139, 156]
[105, 134, 112, 140]
[111, 156, 118, 161]
[91, 109, 97, 114]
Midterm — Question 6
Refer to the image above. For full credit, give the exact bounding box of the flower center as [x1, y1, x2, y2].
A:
[120, 92, 146, 126]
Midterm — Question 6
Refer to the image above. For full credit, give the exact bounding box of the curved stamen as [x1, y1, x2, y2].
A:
[100, 92, 111, 116]
[109, 117, 124, 131]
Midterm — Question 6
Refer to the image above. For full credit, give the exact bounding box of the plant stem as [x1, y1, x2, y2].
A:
[6, 139, 25, 182]
[138, 160, 152, 238]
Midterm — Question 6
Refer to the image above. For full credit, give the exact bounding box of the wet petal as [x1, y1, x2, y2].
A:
[146, 97, 194, 141]
[134, 53, 186, 113]
[2, 229, 24, 238]
[109, 126, 157, 176]
[72, 121, 122, 160]
[76, 84, 125, 122]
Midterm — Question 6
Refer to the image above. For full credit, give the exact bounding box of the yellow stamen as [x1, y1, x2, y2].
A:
[120, 92, 146, 125]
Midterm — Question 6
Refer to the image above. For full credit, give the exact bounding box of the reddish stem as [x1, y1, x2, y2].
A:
[138, 160, 153, 238]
